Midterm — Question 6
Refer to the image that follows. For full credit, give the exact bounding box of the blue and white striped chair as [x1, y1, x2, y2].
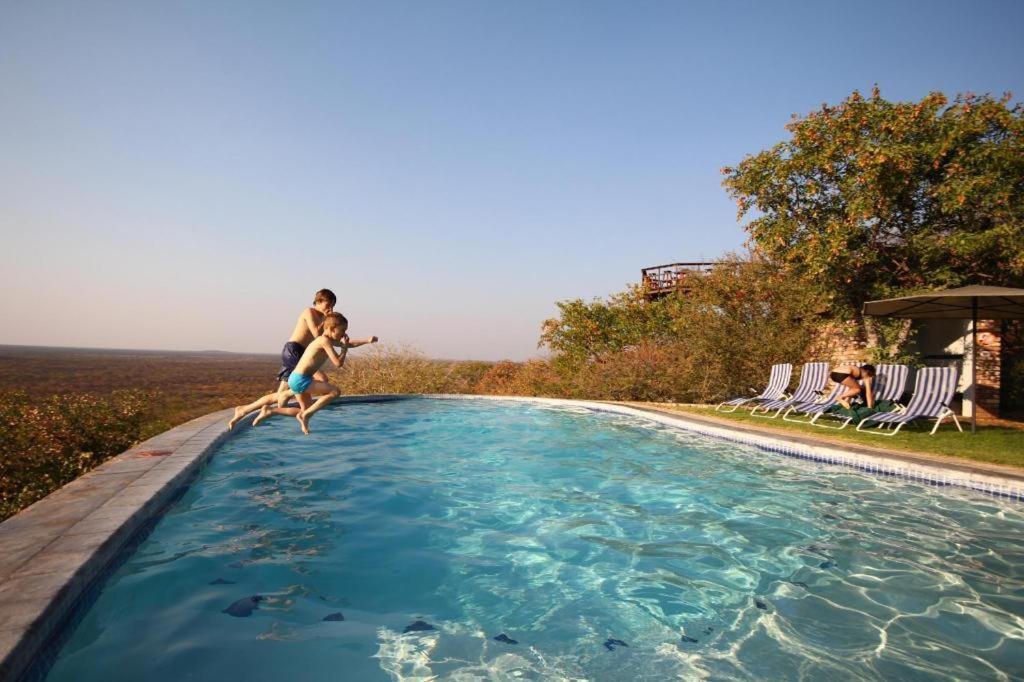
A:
[716, 363, 792, 413]
[873, 363, 910, 406]
[856, 367, 961, 436]
[751, 362, 830, 418]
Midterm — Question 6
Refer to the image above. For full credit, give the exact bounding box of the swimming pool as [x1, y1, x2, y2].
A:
[42, 399, 1024, 680]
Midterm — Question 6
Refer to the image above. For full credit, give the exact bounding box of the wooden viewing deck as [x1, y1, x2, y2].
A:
[641, 262, 719, 299]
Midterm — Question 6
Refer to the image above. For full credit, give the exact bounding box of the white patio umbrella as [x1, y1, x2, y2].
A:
[862, 285, 1024, 433]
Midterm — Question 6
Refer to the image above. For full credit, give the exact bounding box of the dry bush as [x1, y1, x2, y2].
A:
[0, 391, 150, 521]
[328, 344, 492, 395]
[571, 342, 700, 402]
[475, 359, 563, 396]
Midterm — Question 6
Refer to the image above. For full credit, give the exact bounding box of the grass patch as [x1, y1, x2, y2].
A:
[651, 404, 1024, 470]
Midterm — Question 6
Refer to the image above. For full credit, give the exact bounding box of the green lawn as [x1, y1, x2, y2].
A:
[650, 404, 1024, 470]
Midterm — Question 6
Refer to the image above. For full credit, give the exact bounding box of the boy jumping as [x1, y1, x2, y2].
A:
[229, 313, 378, 434]
[275, 288, 337, 403]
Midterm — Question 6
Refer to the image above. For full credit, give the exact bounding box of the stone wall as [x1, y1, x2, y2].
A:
[975, 319, 1001, 419]
[806, 319, 870, 365]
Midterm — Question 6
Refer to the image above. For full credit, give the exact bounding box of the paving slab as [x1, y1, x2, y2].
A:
[85, 459, 161, 476]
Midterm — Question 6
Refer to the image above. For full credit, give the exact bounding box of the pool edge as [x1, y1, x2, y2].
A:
[1, 393, 1021, 680]
[0, 407, 245, 681]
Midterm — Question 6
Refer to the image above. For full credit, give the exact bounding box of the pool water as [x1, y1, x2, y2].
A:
[45, 400, 1024, 680]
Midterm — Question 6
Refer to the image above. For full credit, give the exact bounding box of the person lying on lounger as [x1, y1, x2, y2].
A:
[831, 364, 875, 410]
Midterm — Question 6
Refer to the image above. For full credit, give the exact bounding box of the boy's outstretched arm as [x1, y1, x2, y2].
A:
[342, 335, 379, 349]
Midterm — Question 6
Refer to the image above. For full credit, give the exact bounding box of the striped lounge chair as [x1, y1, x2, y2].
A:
[750, 362, 830, 418]
[855, 366, 961, 436]
[716, 363, 792, 413]
[873, 363, 910, 406]
[803, 363, 910, 430]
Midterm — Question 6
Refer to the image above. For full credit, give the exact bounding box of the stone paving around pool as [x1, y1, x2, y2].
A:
[1, 394, 1022, 681]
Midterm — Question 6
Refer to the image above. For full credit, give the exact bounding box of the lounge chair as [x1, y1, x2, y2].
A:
[716, 363, 792, 413]
[750, 362, 830, 418]
[855, 367, 961, 435]
[802, 363, 909, 430]
[871, 363, 910, 408]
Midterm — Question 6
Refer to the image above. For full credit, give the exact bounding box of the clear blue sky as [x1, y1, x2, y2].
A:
[1, 1, 1021, 360]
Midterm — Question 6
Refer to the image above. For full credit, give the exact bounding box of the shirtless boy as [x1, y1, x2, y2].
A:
[229, 313, 378, 434]
[831, 364, 876, 410]
[275, 288, 337, 403]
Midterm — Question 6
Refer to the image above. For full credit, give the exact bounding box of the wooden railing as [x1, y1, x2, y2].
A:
[641, 262, 719, 298]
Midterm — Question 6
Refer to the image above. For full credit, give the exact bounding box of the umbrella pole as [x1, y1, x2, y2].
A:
[971, 298, 977, 434]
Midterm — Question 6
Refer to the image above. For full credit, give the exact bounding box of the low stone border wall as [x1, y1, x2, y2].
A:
[1, 394, 1021, 680]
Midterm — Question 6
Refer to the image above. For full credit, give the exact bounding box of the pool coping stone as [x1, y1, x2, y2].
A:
[1, 393, 1021, 680]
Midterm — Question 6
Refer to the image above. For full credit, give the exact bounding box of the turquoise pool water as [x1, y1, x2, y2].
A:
[45, 399, 1024, 680]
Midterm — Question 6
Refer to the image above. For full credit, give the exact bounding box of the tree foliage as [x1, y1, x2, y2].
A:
[540, 286, 673, 370]
[527, 257, 818, 402]
[722, 89, 1024, 331]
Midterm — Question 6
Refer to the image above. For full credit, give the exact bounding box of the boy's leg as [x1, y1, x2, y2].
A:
[294, 391, 315, 434]
[229, 389, 293, 429]
[253, 403, 300, 426]
[295, 381, 340, 434]
[275, 380, 292, 408]
[836, 377, 863, 410]
[299, 381, 341, 421]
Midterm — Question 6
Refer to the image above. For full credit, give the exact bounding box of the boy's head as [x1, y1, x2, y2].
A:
[314, 288, 337, 313]
[322, 312, 349, 341]
[861, 364, 876, 377]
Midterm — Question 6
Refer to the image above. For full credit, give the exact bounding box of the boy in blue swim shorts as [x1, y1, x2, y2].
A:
[229, 313, 378, 434]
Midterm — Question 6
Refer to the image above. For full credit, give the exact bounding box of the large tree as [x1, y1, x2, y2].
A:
[722, 88, 1024, 346]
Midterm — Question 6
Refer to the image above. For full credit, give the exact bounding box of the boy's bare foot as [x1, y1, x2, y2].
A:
[296, 412, 310, 435]
[228, 407, 246, 430]
[252, 405, 272, 426]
